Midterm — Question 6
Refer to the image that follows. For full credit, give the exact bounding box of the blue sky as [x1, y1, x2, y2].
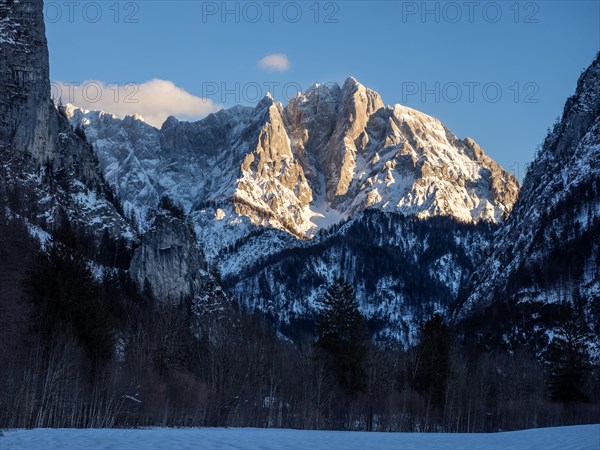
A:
[46, 1, 599, 177]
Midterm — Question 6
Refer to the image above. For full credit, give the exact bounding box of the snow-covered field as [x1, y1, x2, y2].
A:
[1, 425, 598, 450]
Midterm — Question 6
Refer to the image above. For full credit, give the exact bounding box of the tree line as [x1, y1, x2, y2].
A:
[1, 217, 598, 432]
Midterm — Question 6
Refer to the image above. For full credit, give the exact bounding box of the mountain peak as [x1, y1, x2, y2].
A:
[549, 52, 600, 158]
[343, 76, 362, 87]
[68, 75, 520, 248]
[161, 115, 180, 129]
[256, 92, 277, 111]
[341, 76, 368, 95]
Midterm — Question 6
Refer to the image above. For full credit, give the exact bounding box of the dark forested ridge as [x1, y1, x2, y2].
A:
[223, 210, 495, 343]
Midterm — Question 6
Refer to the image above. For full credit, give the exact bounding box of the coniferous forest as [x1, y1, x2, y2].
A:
[1, 208, 598, 431]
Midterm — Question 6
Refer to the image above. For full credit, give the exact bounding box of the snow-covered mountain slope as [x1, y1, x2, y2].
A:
[66, 79, 518, 262]
[222, 210, 494, 345]
[455, 53, 600, 347]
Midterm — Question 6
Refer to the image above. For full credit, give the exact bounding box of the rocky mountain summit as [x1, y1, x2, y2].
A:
[66, 78, 519, 263]
[63, 78, 523, 343]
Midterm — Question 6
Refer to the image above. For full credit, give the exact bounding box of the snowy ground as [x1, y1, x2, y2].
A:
[1, 425, 598, 450]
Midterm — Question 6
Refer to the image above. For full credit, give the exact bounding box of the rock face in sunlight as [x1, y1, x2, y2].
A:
[66, 77, 519, 259]
[63, 65, 521, 345]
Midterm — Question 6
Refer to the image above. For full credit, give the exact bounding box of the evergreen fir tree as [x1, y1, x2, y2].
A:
[316, 277, 368, 394]
[546, 305, 591, 404]
[413, 314, 451, 408]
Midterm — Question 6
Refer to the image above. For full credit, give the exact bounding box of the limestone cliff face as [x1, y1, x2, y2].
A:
[235, 95, 313, 235]
[0, 0, 50, 158]
[0, 0, 74, 163]
[325, 78, 385, 202]
[69, 77, 520, 264]
[130, 210, 204, 302]
[0, 0, 132, 238]
[130, 207, 227, 311]
[461, 137, 519, 218]
[284, 83, 341, 197]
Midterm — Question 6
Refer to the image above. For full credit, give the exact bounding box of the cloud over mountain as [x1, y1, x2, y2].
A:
[52, 79, 222, 128]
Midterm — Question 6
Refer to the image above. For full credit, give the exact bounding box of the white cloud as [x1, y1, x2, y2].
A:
[257, 53, 290, 72]
[51, 79, 222, 128]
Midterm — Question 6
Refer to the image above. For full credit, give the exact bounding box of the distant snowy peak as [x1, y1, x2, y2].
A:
[66, 77, 519, 247]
